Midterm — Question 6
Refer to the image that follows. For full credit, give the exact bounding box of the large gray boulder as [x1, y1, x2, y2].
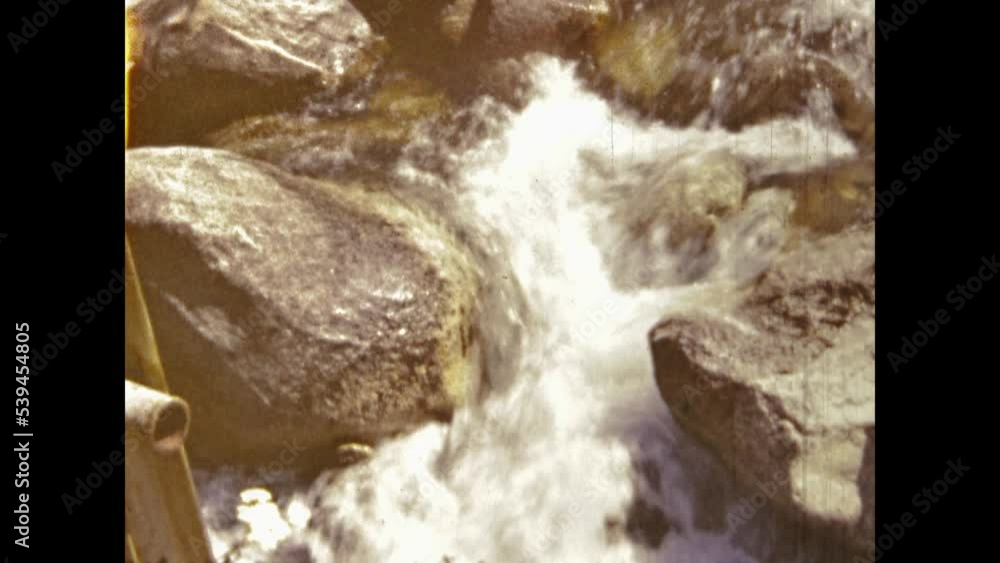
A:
[126, 0, 386, 145]
[650, 226, 874, 555]
[125, 147, 479, 465]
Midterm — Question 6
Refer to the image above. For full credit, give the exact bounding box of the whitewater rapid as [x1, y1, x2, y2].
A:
[194, 51, 860, 563]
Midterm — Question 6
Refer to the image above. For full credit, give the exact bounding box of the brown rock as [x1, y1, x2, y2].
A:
[206, 75, 451, 183]
[127, 0, 387, 146]
[759, 157, 874, 234]
[650, 226, 874, 555]
[717, 55, 874, 151]
[349, 0, 610, 100]
[586, 0, 874, 143]
[126, 147, 479, 465]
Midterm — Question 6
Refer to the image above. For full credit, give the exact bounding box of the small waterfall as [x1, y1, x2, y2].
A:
[289, 56, 855, 563]
[194, 1, 872, 560]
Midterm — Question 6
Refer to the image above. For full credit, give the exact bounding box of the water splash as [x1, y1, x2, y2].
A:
[196, 3, 871, 560]
[281, 55, 854, 563]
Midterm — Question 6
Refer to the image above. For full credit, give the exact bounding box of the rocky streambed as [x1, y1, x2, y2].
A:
[125, 1, 875, 562]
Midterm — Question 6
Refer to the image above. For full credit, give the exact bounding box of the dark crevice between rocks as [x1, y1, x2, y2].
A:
[129, 62, 322, 147]
[622, 498, 671, 549]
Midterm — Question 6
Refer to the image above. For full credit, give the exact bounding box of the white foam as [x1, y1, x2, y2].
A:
[195, 5, 871, 558]
[294, 56, 857, 563]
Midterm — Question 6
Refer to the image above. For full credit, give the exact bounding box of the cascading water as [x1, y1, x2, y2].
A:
[194, 1, 873, 560]
[196, 50, 862, 562]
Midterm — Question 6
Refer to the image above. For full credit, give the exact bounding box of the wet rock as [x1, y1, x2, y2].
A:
[348, 0, 610, 99]
[582, 150, 750, 286]
[207, 76, 451, 183]
[127, 0, 387, 145]
[479, 0, 612, 59]
[438, 0, 479, 46]
[649, 226, 874, 555]
[125, 147, 479, 465]
[585, 1, 754, 125]
[710, 187, 796, 284]
[588, 150, 747, 250]
[715, 55, 875, 151]
[757, 157, 874, 234]
[589, 7, 684, 106]
[586, 0, 874, 144]
[333, 443, 375, 467]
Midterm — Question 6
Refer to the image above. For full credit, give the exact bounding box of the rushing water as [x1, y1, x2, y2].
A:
[196, 2, 872, 561]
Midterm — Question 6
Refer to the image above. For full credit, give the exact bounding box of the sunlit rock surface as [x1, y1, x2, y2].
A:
[586, 0, 874, 148]
[122, 1, 876, 561]
[207, 76, 453, 183]
[127, 0, 386, 145]
[126, 147, 479, 465]
[650, 226, 875, 557]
